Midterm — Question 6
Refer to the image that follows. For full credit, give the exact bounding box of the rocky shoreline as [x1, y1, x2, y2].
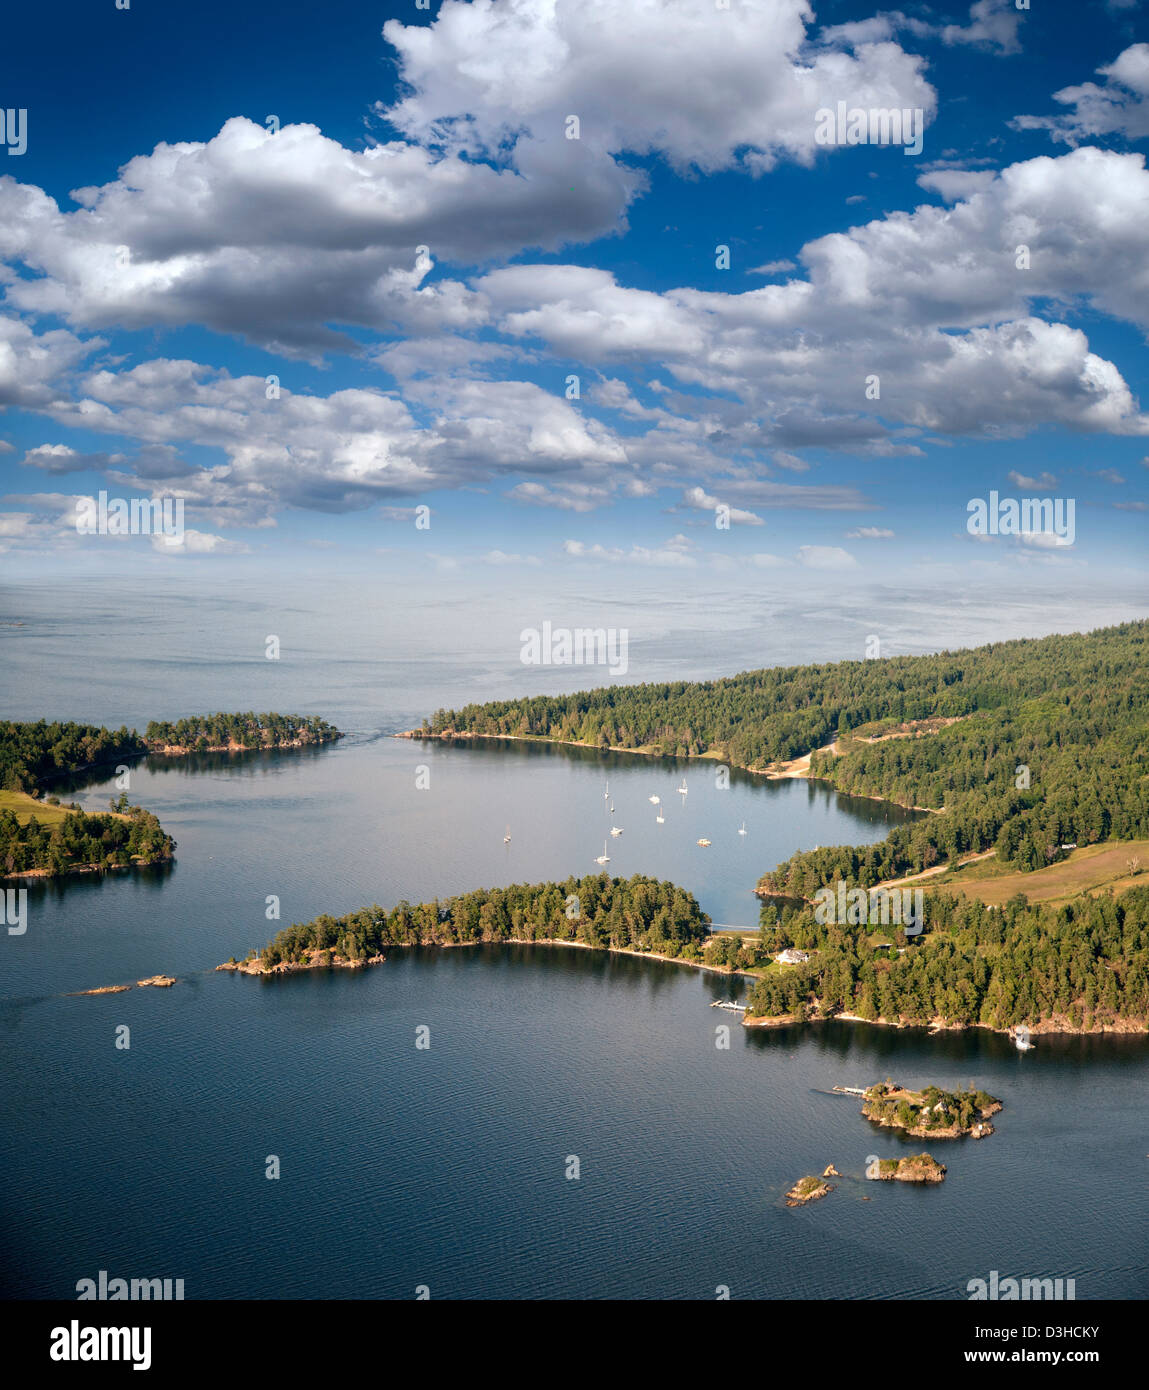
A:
[786, 1175, 834, 1206]
[859, 1081, 1002, 1140]
[216, 951, 385, 976]
[872, 1154, 947, 1183]
[742, 1007, 1147, 1038]
[784, 1153, 945, 1205]
[147, 735, 341, 755]
[216, 938, 759, 980]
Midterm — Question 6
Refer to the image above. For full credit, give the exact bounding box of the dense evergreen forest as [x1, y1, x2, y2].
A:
[742, 885, 1149, 1031]
[426, 621, 1149, 884]
[0, 798, 175, 877]
[145, 712, 341, 751]
[247, 874, 711, 969]
[0, 720, 146, 793]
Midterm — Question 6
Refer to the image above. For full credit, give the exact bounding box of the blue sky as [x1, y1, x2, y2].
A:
[1, 0, 1147, 655]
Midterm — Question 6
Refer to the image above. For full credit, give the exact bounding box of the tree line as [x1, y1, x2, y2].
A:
[250, 874, 711, 968]
[743, 885, 1149, 1030]
[0, 720, 146, 793]
[0, 802, 175, 876]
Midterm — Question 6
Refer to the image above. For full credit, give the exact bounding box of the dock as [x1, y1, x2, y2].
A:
[831, 1085, 869, 1097]
[710, 1000, 748, 1012]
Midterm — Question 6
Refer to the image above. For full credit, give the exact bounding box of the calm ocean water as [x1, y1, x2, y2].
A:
[1, 738, 1147, 1300]
[2, 581, 1147, 1299]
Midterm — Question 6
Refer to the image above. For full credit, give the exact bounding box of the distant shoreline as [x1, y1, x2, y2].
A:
[394, 728, 935, 815]
[743, 1007, 1147, 1038]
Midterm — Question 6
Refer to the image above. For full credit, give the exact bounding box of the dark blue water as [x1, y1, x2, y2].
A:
[2, 737, 1147, 1300]
[3, 579, 1147, 1300]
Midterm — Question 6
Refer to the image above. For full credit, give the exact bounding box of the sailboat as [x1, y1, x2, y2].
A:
[609, 800, 614, 814]
[648, 795, 660, 804]
[738, 821, 747, 836]
[595, 840, 611, 865]
[611, 823, 624, 837]
[503, 825, 511, 844]
[604, 781, 610, 801]
[656, 806, 664, 823]
[678, 778, 688, 796]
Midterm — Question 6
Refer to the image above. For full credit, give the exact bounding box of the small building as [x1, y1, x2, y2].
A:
[778, 948, 810, 965]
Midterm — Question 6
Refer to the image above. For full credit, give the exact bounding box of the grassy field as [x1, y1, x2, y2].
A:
[923, 840, 1149, 908]
[0, 789, 77, 826]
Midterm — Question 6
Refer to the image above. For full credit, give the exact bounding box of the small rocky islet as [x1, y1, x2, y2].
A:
[785, 1079, 999, 1205]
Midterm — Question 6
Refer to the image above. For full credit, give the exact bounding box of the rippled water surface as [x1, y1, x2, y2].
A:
[2, 735, 1146, 1300]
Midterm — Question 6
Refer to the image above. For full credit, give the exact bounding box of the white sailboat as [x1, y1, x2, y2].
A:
[738, 821, 747, 836]
[595, 840, 611, 865]
[648, 795, 660, 804]
[678, 778, 688, 797]
[611, 824, 624, 837]
[609, 800, 614, 814]
[503, 825, 511, 844]
[656, 806, 664, 823]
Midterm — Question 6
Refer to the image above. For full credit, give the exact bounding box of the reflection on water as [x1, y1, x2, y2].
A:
[2, 735, 1145, 1300]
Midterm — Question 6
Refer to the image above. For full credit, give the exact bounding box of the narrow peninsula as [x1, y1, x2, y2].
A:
[221, 875, 712, 974]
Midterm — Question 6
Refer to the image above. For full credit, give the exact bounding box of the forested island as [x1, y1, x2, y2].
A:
[1, 712, 339, 878]
[222, 874, 712, 974]
[860, 1081, 1002, 1138]
[144, 712, 341, 753]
